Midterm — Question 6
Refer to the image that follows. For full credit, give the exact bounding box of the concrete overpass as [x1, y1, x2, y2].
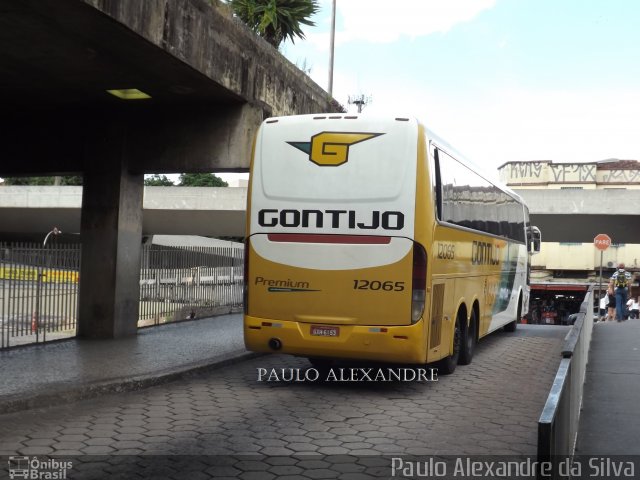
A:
[0, 186, 247, 239]
[0, 0, 339, 339]
[2, 186, 639, 243]
[517, 189, 640, 244]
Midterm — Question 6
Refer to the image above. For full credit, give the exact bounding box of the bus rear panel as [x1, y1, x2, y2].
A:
[244, 115, 427, 363]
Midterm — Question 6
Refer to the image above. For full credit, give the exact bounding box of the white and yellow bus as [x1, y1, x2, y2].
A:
[244, 114, 541, 374]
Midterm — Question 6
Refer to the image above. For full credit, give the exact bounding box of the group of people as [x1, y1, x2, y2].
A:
[598, 263, 638, 322]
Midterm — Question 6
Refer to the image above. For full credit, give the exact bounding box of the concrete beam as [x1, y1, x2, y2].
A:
[128, 103, 264, 173]
[84, 0, 333, 117]
[529, 214, 640, 244]
[1, 105, 262, 175]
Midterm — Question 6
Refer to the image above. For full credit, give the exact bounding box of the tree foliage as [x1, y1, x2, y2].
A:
[1, 174, 229, 187]
[3, 176, 82, 186]
[227, 0, 320, 47]
[144, 174, 175, 186]
[178, 173, 228, 187]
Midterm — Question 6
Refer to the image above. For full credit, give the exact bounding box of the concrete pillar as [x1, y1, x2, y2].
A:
[77, 132, 143, 338]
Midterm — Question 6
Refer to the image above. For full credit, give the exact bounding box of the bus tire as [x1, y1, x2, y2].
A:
[437, 315, 461, 375]
[459, 309, 477, 366]
[504, 296, 521, 332]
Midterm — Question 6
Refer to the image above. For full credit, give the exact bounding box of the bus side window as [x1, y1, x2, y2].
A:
[433, 146, 443, 220]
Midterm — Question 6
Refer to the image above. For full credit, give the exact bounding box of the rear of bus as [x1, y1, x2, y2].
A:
[244, 114, 429, 364]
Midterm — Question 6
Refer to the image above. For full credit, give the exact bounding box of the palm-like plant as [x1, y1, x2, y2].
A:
[228, 0, 320, 47]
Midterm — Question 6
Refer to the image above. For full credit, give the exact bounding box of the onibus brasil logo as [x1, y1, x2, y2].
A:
[287, 131, 384, 166]
[8, 456, 72, 479]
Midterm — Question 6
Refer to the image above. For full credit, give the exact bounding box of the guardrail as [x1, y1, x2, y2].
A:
[537, 285, 594, 474]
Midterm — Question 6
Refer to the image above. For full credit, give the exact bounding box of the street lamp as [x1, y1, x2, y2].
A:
[43, 227, 61, 247]
[34, 227, 61, 341]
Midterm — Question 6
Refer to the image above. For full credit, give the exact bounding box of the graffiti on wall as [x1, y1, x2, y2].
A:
[600, 169, 640, 183]
[501, 162, 640, 184]
[502, 162, 545, 181]
[549, 164, 596, 182]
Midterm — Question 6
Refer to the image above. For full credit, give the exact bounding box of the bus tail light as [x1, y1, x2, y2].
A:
[411, 243, 427, 323]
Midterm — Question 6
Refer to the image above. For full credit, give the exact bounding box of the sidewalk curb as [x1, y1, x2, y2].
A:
[0, 351, 263, 415]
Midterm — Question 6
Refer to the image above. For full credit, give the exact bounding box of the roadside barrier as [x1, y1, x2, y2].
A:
[537, 285, 594, 474]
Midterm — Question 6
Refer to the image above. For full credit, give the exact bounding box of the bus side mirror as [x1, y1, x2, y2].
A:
[527, 226, 542, 254]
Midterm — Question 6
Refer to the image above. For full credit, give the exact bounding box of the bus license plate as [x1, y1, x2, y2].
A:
[311, 325, 339, 337]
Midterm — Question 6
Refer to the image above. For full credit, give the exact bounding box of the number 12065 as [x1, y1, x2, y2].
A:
[353, 280, 405, 291]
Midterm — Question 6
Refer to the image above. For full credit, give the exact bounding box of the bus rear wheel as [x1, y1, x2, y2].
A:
[437, 315, 461, 375]
[459, 309, 477, 366]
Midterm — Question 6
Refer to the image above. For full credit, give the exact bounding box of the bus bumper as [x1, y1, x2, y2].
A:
[244, 315, 427, 364]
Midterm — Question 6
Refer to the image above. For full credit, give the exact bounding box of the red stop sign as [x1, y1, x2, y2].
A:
[594, 234, 611, 251]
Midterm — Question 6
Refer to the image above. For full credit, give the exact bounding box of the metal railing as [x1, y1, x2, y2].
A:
[1, 242, 244, 348]
[138, 244, 244, 326]
[537, 285, 594, 476]
[1, 242, 80, 348]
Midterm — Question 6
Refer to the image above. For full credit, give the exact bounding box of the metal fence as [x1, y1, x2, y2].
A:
[139, 244, 244, 326]
[1, 242, 245, 349]
[0, 242, 80, 348]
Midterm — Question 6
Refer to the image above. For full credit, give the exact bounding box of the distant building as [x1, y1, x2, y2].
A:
[497, 159, 639, 323]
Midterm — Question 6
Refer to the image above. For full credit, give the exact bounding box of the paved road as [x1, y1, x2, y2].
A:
[0, 325, 566, 479]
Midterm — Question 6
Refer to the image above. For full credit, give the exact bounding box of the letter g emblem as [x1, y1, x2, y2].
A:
[288, 132, 383, 166]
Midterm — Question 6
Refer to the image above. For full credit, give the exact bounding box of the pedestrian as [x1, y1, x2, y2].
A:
[630, 297, 639, 320]
[599, 293, 608, 322]
[610, 263, 633, 322]
[607, 283, 616, 321]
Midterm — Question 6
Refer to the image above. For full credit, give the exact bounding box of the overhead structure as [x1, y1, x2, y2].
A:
[0, 0, 339, 339]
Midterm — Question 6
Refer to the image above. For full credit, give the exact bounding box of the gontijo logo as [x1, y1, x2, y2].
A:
[287, 131, 384, 166]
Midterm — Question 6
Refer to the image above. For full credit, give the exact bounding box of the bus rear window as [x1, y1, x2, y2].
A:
[257, 121, 417, 202]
